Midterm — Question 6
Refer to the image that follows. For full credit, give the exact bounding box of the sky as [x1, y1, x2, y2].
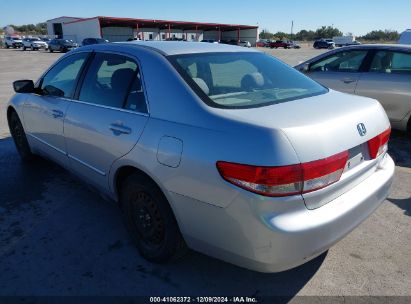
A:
[1, 0, 410, 36]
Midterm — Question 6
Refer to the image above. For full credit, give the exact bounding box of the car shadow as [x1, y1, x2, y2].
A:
[0, 136, 325, 297]
[387, 197, 411, 217]
[389, 130, 411, 169]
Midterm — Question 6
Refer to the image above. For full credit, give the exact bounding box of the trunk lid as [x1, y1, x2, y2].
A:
[212, 90, 391, 209]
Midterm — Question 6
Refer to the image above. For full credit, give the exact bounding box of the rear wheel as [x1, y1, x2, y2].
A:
[49, 48, 53, 53]
[6, 44, 10, 49]
[22, 46, 26, 51]
[8, 111, 34, 162]
[120, 174, 187, 262]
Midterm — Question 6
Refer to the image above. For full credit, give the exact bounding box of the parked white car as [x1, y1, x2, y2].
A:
[22, 37, 48, 51]
[238, 40, 251, 47]
[4, 36, 23, 48]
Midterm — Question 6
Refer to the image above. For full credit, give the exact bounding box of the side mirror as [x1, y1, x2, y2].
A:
[13, 80, 35, 93]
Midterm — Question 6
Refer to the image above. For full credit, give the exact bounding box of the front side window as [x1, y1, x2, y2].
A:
[370, 50, 411, 74]
[171, 52, 327, 108]
[79, 53, 147, 111]
[41, 52, 89, 98]
[310, 50, 368, 72]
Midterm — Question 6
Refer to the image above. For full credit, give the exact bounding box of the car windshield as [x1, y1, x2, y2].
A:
[171, 52, 327, 108]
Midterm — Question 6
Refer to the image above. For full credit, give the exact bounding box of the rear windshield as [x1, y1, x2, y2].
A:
[170, 52, 327, 108]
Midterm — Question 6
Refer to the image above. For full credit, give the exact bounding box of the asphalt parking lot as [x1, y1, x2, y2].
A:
[0, 46, 410, 298]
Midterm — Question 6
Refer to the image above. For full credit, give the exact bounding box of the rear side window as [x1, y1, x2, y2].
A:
[171, 52, 327, 108]
[79, 53, 147, 111]
[370, 51, 411, 74]
[310, 50, 368, 72]
[41, 52, 88, 98]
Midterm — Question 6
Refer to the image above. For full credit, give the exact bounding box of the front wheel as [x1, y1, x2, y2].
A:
[8, 111, 34, 162]
[120, 174, 187, 263]
[22, 46, 26, 51]
[49, 48, 53, 53]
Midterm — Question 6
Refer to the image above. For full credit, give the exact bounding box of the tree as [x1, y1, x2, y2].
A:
[295, 29, 316, 41]
[314, 26, 343, 39]
[259, 29, 274, 40]
[5, 22, 47, 35]
[360, 30, 399, 41]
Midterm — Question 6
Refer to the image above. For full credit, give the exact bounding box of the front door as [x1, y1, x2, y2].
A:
[307, 49, 369, 94]
[23, 52, 89, 167]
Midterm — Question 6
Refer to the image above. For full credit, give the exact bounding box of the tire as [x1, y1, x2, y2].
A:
[120, 174, 187, 263]
[49, 48, 53, 53]
[6, 44, 10, 49]
[22, 46, 26, 51]
[30, 46, 34, 51]
[8, 111, 34, 162]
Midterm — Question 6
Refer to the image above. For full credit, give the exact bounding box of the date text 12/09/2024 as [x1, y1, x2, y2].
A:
[149, 297, 258, 303]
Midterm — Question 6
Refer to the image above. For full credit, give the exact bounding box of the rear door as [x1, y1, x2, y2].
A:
[64, 52, 149, 190]
[355, 49, 411, 122]
[307, 49, 370, 93]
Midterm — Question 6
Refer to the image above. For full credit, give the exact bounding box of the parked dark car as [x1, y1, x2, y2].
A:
[270, 40, 292, 49]
[82, 38, 108, 46]
[256, 39, 270, 47]
[313, 39, 335, 49]
[201, 39, 218, 43]
[48, 39, 78, 52]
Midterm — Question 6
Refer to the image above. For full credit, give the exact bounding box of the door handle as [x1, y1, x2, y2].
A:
[51, 109, 64, 118]
[109, 123, 131, 135]
[342, 78, 356, 84]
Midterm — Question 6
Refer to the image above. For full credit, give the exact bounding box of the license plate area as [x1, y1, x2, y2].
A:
[344, 143, 369, 172]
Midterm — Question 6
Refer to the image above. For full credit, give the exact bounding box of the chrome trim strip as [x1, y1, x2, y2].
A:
[27, 133, 66, 155]
[28, 133, 106, 176]
[67, 153, 106, 176]
[69, 99, 150, 117]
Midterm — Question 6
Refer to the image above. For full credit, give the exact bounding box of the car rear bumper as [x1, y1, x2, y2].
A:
[171, 154, 394, 272]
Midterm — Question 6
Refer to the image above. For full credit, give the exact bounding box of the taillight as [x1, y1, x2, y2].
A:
[367, 128, 391, 159]
[216, 151, 348, 197]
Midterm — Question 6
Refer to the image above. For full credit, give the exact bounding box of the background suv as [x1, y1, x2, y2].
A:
[81, 38, 108, 46]
[48, 39, 78, 52]
[5, 36, 23, 48]
[313, 39, 335, 49]
[22, 37, 48, 51]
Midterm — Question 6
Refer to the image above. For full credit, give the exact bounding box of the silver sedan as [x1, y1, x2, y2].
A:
[295, 44, 411, 134]
[7, 42, 394, 272]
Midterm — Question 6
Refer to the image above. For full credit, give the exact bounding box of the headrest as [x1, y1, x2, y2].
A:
[241, 72, 264, 91]
[192, 77, 210, 95]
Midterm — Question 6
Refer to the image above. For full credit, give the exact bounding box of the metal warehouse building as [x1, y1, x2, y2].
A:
[46, 16, 259, 45]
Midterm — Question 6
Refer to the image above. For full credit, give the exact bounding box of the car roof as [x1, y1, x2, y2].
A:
[339, 43, 411, 51]
[295, 43, 411, 67]
[115, 41, 259, 56]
